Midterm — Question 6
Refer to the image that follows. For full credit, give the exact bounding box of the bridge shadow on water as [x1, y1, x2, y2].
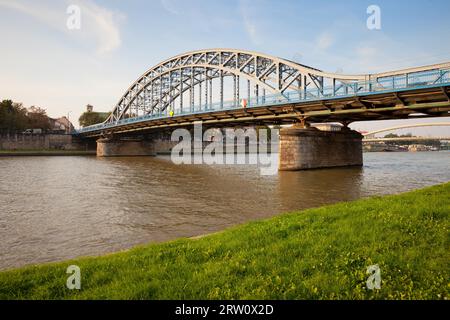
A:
[277, 166, 365, 211]
[96, 154, 367, 223]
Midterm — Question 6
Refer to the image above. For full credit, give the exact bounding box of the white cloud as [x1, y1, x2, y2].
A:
[316, 32, 334, 50]
[356, 45, 377, 58]
[0, 0, 62, 29]
[0, 0, 125, 54]
[160, 0, 180, 15]
[75, 0, 125, 54]
[239, 0, 262, 46]
[244, 19, 258, 44]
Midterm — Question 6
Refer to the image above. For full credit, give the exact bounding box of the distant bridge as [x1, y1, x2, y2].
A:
[364, 136, 450, 142]
[76, 49, 450, 138]
[364, 122, 450, 137]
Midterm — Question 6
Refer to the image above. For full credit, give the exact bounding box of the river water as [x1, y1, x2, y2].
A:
[0, 152, 449, 270]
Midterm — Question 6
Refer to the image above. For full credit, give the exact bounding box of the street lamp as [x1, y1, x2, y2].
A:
[67, 111, 72, 134]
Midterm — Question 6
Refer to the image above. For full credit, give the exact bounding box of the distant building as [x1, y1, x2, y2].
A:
[48, 116, 75, 134]
[312, 123, 343, 132]
[83, 104, 109, 122]
[364, 133, 376, 139]
[408, 144, 428, 152]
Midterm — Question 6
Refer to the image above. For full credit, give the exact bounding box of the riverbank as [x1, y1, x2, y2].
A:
[0, 182, 448, 300]
[0, 150, 96, 156]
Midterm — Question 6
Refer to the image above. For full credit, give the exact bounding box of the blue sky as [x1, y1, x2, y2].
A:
[1, 0, 449, 134]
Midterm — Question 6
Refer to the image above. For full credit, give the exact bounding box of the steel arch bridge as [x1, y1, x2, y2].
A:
[77, 49, 450, 137]
[106, 48, 369, 123]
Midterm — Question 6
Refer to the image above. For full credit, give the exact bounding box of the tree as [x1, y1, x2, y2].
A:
[0, 100, 29, 133]
[79, 111, 110, 127]
[400, 133, 413, 137]
[27, 106, 51, 131]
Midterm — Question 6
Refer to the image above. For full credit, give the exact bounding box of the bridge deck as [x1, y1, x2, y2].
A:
[77, 69, 450, 138]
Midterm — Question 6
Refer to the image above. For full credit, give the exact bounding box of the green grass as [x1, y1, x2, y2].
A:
[1, 183, 449, 300]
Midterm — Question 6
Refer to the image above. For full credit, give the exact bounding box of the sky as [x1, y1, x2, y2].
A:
[0, 0, 449, 135]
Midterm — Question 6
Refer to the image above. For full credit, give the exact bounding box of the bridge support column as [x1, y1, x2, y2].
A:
[278, 126, 363, 171]
[96, 138, 156, 157]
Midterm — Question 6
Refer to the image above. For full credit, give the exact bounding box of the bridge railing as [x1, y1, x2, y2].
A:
[76, 68, 450, 134]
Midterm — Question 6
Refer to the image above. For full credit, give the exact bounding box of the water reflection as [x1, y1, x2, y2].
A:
[277, 167, 365, 210]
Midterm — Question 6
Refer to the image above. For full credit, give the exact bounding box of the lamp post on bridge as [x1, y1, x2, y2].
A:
[67, 111, 72, 134]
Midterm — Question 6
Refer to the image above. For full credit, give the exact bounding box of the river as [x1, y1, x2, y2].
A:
[0, 151, 449, 270]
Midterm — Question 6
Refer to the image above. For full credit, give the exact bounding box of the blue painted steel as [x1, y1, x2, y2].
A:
[76, 68, 450, 134]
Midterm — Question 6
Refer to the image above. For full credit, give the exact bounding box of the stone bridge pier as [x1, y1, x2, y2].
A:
[96, 138, 156, 157]
[278, 125, 363, 171]
[96, 130, 186, 157]
[96, 125, 363, 171]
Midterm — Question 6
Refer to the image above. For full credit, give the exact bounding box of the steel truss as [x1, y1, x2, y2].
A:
[107, 49, 369, 123]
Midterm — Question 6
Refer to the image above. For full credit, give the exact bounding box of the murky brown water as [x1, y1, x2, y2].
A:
[0, 152, 449, 270]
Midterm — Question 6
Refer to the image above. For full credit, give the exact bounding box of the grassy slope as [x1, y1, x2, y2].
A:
[0, 183, 449, 300]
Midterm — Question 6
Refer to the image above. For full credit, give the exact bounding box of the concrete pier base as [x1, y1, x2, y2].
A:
[278, 126, 363, 171]
[96, 138, 156, 157]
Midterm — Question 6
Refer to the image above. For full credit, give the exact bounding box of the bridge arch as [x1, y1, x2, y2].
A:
[106, 49, 371, 123]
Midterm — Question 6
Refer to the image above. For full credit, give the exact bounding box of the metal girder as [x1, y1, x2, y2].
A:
[393, 92, 406, 106]
[441, 87, 450, 102]
[87, 101, 450, 138]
